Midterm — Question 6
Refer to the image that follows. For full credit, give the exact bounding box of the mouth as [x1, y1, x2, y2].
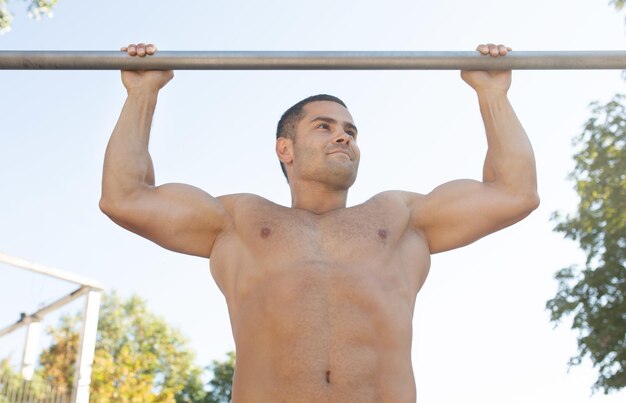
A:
[328, 150, 352, 159]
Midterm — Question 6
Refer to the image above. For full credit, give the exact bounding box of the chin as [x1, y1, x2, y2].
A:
[326, 168, 358, 190]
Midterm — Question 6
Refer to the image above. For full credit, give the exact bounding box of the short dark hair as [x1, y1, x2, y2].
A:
[276, 94, 348, 182]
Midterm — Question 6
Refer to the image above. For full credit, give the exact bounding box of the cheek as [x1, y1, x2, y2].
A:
[297, 139, 323, 154]
[293, 142, 318, 164]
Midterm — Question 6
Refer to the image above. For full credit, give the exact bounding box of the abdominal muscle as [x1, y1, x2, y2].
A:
[228, 260, 418, 403]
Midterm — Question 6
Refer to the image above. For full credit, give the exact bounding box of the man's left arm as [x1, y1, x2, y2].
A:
[408, 43, 540, 254]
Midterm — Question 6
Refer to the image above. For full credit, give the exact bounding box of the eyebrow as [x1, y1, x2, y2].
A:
[309, 116, 358, 134]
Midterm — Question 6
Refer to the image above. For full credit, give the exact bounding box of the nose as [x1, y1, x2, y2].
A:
[334, 130, 351, 144]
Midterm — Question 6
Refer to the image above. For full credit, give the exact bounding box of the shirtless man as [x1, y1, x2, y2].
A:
[100, 42, 539, 402]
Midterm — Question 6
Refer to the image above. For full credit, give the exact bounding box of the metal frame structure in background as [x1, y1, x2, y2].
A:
[0, 252, 104, 403]
[0, 50, 626, 70]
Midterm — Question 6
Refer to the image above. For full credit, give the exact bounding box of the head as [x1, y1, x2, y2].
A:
[275, 94, 360, 189]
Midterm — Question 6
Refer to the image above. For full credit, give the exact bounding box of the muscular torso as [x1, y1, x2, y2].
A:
[209, 192, 431, 403]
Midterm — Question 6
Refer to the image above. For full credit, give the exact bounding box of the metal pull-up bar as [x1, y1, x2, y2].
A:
[1, 50, 625, 70]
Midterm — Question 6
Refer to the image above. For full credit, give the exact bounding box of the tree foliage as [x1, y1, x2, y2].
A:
[547, 95, 626, 394]
[609, 0, 626, 28]
[37, 291, 234, 402]
[610, 0, 626, 11]
[0, 0, 58, 34]
[204, 351, 235, 403]
[0, 358, 27, 402]
[38, 314, 79, 394]
[0, 357, 67, 401]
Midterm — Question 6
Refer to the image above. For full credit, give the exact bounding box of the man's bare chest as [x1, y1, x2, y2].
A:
[209, 195, 431, 327]
[234, 201, 409, 261]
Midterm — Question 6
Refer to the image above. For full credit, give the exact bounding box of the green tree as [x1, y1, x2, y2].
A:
[610, 0, 626, 10]
[0, 358, 23, 403]
[38, 314, 79, 394]
[204, 351, 235, 403]
[174, 365, 209, 403]
[546, 95, 626, 394]
[609, 0, 626, 29]
[38, 291, 210, 402]
[0, 357, 62, 401]
[0, 0, 58, 34]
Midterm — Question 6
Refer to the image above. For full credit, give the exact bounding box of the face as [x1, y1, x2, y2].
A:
[281, 101, 361, 189]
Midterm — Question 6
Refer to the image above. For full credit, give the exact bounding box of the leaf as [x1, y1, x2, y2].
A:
[548, 94, 626, 394]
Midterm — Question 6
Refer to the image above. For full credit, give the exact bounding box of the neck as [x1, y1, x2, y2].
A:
[289, 180, 349, 214]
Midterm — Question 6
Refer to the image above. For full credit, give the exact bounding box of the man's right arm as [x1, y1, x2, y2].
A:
[99, 43, 232, 258]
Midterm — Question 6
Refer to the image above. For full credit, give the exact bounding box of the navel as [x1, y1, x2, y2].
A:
[260, 227, 271, 239]
[325, 370, 331, 384]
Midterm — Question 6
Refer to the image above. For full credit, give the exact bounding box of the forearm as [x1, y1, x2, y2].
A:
[101, 91, 158, 203]
[478, 90, 538, 196]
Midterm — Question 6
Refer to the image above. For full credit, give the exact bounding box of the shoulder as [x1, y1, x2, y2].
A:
[216, 193, 272, 210]
[359, 190, 427, 225]
[368, 190, 426, 208]
[216, 193, 287, 221]
[367, 191, 431, 231]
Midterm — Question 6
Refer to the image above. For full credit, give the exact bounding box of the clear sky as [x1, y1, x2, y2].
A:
[1, 0, 625, 401]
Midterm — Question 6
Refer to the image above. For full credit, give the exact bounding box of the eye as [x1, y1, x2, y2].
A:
[316, 123, 330, 130]
[346, 130, 356, 137]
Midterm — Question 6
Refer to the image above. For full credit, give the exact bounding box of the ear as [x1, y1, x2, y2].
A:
[276, 137, 294, 165]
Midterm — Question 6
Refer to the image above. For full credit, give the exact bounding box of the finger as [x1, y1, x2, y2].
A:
[477, 44, 489, 55]
[127, 44, 137, 56]
[136, 43, 147, 57]
[120, 46, 128, 52]
[146, 44, 156, 55]
[497, 44, 508, 56]
[488, 44, 499, 57]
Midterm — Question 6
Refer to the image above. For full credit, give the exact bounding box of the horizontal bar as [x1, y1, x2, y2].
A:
[0, 50, 625, 70]
[0, 286, 92, 337]
[0, 252, 104, 289]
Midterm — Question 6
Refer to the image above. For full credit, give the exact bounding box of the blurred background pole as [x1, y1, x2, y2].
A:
[71, 289, 101, 403]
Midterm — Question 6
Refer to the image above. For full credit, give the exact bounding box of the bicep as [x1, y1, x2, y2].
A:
[408, 179, 533, 254]
[102, 183, 233, 258]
